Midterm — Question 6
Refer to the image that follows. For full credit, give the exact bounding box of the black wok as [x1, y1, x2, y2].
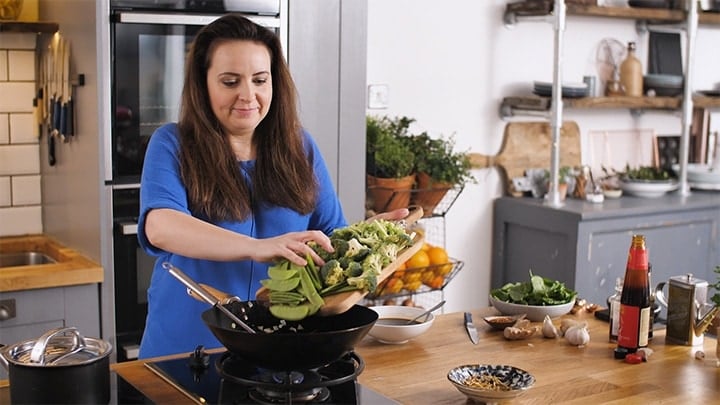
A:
[201, 301, 378, 371]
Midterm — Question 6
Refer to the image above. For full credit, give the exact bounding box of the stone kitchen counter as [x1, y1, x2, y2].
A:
[0, 234, 103, 292]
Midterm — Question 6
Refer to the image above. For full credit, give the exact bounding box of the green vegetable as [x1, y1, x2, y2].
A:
[320, 260, 346, 286]
[490, 270, 576, 306]
[260, 276, 300, 292]
[619, 164, 675, 181]
[269, 303, 311, 321]
[260, 218, 414, 320]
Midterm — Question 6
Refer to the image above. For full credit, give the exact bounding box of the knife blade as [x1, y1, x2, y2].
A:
[464, 312, 479, 344]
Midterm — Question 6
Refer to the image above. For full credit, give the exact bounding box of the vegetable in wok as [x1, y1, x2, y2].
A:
[261, 219, 414, 320]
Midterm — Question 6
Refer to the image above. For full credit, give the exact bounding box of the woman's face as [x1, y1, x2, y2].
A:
[206, 40, 272, 138]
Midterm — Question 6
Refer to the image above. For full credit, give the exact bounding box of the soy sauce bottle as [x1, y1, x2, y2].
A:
[616, 234, 651, 355]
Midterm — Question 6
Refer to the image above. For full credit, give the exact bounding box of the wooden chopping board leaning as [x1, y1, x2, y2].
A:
[468, 121, 581, 196]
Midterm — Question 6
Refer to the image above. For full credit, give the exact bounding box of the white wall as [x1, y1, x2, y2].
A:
[367, 0, 720, 313]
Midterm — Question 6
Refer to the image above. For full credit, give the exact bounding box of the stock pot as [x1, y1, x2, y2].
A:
[0, 327, 112, 404]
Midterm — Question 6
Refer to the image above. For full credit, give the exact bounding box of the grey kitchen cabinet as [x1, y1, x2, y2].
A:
[491, 193, 720, 312]
[0, 284, 100, 379]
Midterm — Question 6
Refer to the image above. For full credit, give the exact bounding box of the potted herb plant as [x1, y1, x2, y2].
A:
[543, 166, 573, 200]
[409, 132, 474, 215]
[366, 115, 416, 214]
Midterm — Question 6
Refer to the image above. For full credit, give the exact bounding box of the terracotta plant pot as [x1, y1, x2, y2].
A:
[367, 174, 415, 213]
[412, 172, 452, 216]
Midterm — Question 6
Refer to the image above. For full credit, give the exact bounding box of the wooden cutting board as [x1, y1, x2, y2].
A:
[469, 121, 581, 196]
[201, 234, 424, 317]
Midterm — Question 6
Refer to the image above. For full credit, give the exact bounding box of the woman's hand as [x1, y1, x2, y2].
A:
[366, 207, 410, 222]
[254, 230, 334, 267]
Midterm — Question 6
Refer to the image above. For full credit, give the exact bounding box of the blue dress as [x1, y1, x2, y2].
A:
[137, 123, 346, 358]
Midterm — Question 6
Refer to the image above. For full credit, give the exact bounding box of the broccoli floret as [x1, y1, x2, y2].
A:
[346, 238, 371, 260]
[309, 241, 334, 262]
[376, 243, 401, 266]
[320, 259, 346, 287]
[347, 272, 378, 293]
[331, 239, 350, 258]
[343, 261, 363, 278]
[362, 252, 383, 276]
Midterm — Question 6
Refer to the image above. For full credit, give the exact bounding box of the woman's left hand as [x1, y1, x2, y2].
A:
[367, 207, 410, 222]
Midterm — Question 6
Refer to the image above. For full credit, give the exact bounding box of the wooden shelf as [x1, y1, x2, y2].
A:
[567, 5, 685, 22]
[0, 21, 58, 34]
[564, 95, 681, 109]
[693, 94, 720, 109]
[508, 4, 720, 26]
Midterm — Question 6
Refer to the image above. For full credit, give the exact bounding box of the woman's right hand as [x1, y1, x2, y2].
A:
[252, 230, 334, 267]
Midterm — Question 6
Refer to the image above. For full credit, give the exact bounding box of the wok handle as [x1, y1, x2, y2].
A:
[162, 262, 256, 334]
[163, 262, 218, 305]
[189, 283, 239, 306]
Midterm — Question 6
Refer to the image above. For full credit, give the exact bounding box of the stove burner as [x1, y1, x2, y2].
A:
[216, 351, 364, 392]
[249, 386, 329, 404]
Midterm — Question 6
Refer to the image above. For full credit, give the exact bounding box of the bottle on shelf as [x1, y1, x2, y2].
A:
[616, 234, 651, 357]
[619, 41, 643, 97]
[608, 277, 623, 342]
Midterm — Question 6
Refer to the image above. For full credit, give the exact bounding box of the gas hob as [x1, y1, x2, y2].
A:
[142, 349, 398, 404]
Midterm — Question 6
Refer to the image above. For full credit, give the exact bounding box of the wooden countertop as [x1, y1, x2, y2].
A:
[110, 308, 720, 404]
[0, 234, 103, 292]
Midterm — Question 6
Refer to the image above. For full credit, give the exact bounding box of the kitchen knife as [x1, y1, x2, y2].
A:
[464, 312, 479, 344]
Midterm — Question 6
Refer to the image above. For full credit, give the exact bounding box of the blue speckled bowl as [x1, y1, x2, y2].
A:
[447, 364, 535, 402]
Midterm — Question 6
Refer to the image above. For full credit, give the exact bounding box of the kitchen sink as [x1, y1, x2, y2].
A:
[0, 251, 57, 268]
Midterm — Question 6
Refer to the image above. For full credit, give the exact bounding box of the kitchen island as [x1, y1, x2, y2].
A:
[109, 307, 719, 404]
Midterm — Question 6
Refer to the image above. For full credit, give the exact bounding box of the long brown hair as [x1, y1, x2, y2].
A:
[177, 14, 317, 222]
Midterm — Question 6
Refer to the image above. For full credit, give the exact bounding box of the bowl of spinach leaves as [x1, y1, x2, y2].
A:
[489, 271, 577, 321]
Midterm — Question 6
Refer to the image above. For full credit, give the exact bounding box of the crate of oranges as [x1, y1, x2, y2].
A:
[368, 243, 463, 299]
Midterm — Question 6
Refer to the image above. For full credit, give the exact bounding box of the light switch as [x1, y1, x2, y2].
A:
[368, 84, 389, 109]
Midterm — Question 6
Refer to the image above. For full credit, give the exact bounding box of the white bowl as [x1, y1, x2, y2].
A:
[488, 295, 575, 322]
[447, 364, 535, 403]
[367, 305, 435, 344]
[619, 179, 678, 198]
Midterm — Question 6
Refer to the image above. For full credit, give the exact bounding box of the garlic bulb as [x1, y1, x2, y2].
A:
[560, 318, 582, 335]
[542, 315, 559, 338]
[564, 323, 590, 346]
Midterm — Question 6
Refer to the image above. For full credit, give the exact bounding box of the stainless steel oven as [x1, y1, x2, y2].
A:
[108, 0, 286, 363]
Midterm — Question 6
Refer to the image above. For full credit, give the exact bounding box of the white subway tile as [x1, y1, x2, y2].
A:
[10, 113, 37, 143]
[0, 114, 8, 144]
[0, 51, 7, 81]
[0, 82, 35, 112]
[8, 50, 35, 81]
[0, 144, 40, 175]
[0, 33, 37, 50]
[11, 175, 41, 205]
[0, 176, 10, 207]
[0, 206, 42, 237]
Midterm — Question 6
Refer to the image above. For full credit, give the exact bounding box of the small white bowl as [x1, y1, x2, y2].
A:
[368, 305, 435, 344]
[489, 295, 575, 322]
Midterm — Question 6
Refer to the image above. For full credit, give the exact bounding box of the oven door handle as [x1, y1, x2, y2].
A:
[116, 12, 280, 28]
[117, 220, 138, 236]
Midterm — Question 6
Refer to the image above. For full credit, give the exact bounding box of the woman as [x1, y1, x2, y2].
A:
[137, 14, 406, 358]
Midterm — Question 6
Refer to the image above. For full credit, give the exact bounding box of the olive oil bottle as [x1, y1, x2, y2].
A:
[620, 41, 643, 97]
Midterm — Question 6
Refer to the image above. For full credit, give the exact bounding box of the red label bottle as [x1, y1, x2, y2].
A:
[617, 234, 650, 353]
